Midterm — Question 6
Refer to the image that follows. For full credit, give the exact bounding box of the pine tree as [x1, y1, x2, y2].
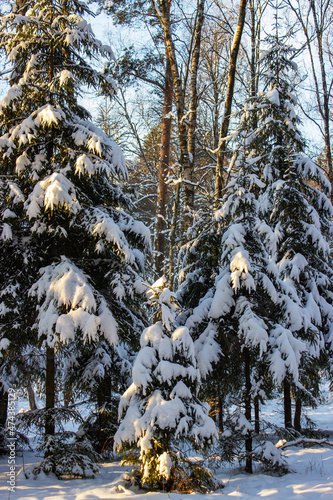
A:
[114, 278, 218, 491]
[0, 0, 150, 468]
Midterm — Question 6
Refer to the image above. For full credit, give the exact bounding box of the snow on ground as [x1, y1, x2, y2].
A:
[1, 392, 332, 499]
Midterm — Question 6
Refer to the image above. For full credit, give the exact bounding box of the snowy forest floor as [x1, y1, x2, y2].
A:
[1, 390, 333, 500]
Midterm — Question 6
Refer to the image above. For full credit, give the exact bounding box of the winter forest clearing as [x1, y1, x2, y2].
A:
[1, 0, 333, 496]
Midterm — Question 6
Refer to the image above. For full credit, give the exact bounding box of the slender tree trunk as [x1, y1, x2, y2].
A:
[0, 385, 8, 427]
[96, 374, 112, 452]
[64, 384, 73, 407]
[283, 379, 292, 429]
[156, 59, 173, 277]
[27, 383, 38, 411]
[169, 179, 181, 289]
[0, 383, 8, 442]
[187, 0, 205, 226]
[156, 0, 190, 229]
[153, 0, 205, 233]
[254, 398, 260, 433]
[250, 0, 256, 99]
[294, 397, 302, 432]
[218, 393, 224, 432]
[97, 374, 112, 411]
[45, 347, 55, 436]
[0, 384, 8, 451]
[244, 348, 252, 473]
[215, 0, 248, 201]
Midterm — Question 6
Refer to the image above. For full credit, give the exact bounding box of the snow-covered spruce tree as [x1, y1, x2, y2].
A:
[0, 0, 150, 473]
[251, 35, 333, 430]
[204, 122, 282, 472]
[177, 103, 288, 472]
[114, 278, 218, 492]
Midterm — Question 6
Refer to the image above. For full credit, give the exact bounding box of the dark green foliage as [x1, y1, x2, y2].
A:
[35, 433, 102, 478]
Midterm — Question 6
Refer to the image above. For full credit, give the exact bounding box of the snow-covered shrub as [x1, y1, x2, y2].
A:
[34, 433, 102, 479]
[254, 441, 288, 475]
[16, 406, 102, 476]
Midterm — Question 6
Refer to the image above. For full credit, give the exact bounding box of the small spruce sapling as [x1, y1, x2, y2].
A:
[114, 277, 218, 491]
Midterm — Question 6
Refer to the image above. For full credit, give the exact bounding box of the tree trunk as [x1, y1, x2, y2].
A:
[0, 384, 8, 452]
[27, 382, 38, 411]
[156, 59, 173, 277]
[294, 397, 302, 432]
[154, 0, 205, 233]
[97, 374, 112, 412]
[186, 0, 205, 227]
[0, 384, 8, 426]
[218, 393, 224, 433]
[64, 383, 73, 407]
[244, 348, 252, 473]
[45, 347, 55, 437]
[168, 178, 181, 289]
[250, 0, 256, 99]
[283, 379, 292, 429]
[96, 374, 112, 452]
[156, 0, 190, 230]
[254, 398, 260, 433]
[215, 0, 248, 201]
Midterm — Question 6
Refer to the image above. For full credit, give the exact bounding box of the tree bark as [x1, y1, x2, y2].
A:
[0, 384, 8, 452]
[250, 0, 256, 99]
[156, 59, 173, 277]
[187, 0, 205, 221]
[96, 374, 112, 452]
[254, 398, 260, 433]
[156, 0, 190, 228]
[27, 383, 38, 411]
[294, 397, 302, 432]
[168, 178, 181, 289]
[64, 383, 73, 407]
[97, 374, 112, 411]
[45, 347, 55, 436]
[218, 393, 224, 433]
[284, 379, 292, 429]
[153, 0, 206, 233]
[244, 348, 252, 473]
[215, 0, 248, 202]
